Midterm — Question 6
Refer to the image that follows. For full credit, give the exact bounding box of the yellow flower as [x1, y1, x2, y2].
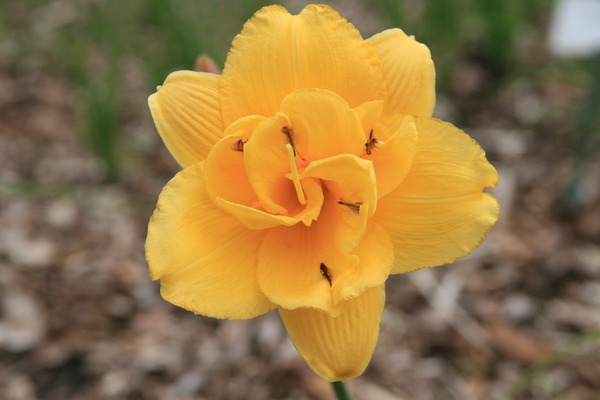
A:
[146, 5, 499, 382]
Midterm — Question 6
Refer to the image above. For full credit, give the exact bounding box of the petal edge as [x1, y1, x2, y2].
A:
[146, 162, 275, 319]
[220, 5, 385, 125]
[149, 71, 224, 167]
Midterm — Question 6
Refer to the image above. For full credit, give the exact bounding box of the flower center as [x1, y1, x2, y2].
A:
[204, 89, 381, 232]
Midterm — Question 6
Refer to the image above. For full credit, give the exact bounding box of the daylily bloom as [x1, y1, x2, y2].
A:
[146, 4, 499, 382]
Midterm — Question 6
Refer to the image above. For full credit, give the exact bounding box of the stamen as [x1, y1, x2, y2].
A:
[365, 129, 379, 155]
[338, 200, 363, 215]
[320, 263, 332, 286]
[231, 138, 247, 152]
[282, 126, 305, 160]
[282, 126, 296, 155]
[286, 143, 307, 205]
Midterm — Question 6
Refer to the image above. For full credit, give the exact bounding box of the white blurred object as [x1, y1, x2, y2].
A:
[548, 0, 600, 58]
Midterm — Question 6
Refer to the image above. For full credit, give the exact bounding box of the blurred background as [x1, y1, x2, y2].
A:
[0, 0, 599, 399]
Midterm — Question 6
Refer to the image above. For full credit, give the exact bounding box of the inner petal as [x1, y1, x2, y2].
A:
[299, 154, 378, 267]
[330, 222, 394, 305]
[216, 177, 323, 230]
[363, 114, 419, 198]
[280, 89, 366, 162]
[242, 113, 302, 215]
[300, 154, 377, 219]
[204, 115, 267, 208]
[257, 224, 338, 314]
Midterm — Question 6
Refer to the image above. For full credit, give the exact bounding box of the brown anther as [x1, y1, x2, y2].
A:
[365, 129, 379, 155]
[320, 263, 332, 286]
[282, 126, 296, 155]
[282, 126, 305, 160]
[338, 200, 364, 215]
[231, 138, 247, 152]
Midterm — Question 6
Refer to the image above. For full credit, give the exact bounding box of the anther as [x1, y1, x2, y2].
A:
[282, 126, 305, 160]
[365, 129, 379, 155]
[231, 139, 247, 152]
[320, 263, 332, 286]
[338, 200, 363, 215]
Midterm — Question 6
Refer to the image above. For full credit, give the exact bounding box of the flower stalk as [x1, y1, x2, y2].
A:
[331, 381, 352, 400]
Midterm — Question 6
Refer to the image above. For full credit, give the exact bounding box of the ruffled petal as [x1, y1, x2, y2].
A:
[376, 117, 499, 274]
[220, 5, 386, 125]
[280, 89, 365, 161]
[367, 29, 436, 117]
[146, 162, 275, 319]
[148, 71, 223, 167]
[279, 285, 385, 382]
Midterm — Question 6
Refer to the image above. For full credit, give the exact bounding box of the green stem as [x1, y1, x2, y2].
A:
[331, 381, 352, 400]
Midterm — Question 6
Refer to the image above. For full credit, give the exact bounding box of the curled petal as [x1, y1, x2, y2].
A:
[280, 89, 366, 161]
[220, 5, 385, 125]
[368, 29, 436, 117]
[376, 117, 499, 274]
[332, 223, 394, 304]
[300, 154, 377, 219]
[216, 177, 324, 230]
[353, 100, 385, 138]
[149, 71, 223, 167]
[204, 115, 266, 207]
[146, 162, 274, 319]
[300, 155, 378, 275]
[243, 113, 297, 215]
[279, 285, 385, 382]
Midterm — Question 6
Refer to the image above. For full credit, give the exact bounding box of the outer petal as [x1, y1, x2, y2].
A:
[146, 162, 275, 319]
[149, 71, 223, 167]
[220, 5, 386, 125]
[376, 117, 500, 274]
[279, 285, 385, 382]
[367, 29, 436, 117]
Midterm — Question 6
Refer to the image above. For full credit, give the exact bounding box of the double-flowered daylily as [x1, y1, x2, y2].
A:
[146, 4, 499, 382]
